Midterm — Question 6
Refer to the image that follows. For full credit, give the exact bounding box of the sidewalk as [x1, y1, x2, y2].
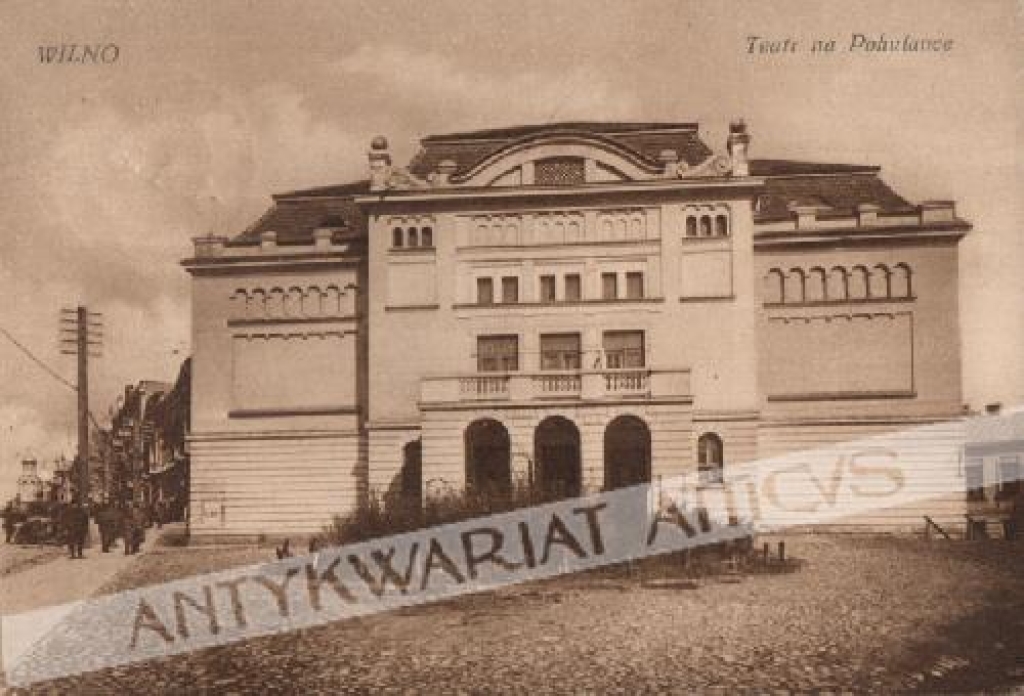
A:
[0, 521, 160, 616]
[1, 521, 166, 685]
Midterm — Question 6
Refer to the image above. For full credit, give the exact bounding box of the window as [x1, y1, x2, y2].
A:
[540, 333, 582, 370]
[407, 227, 419, 247]
[421, 226, 433, 248]
[603, 330, 644, 368]
[685, 216, 697, 237]
[477, 335, 519, 372]
[601, 272, 618, 300]
[700, 216, 712, 236]
[392, 227, 403, 248]
[715, 215, 729, 236]
[996, 457, 1021, 499]
[501, 276, 519, 304]
[965, 460, 985, 502]
[698, 433, 724, 484]
[476, 277, 494, 305]
[539, 275, 557, 303]
[625, 272, 644, 300]
[564, 273, 581, 302]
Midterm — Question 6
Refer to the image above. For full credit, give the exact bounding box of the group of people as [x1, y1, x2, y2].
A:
[57, 502, 149, 559]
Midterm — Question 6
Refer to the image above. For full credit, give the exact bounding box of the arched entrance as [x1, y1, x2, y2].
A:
[534, 416, 582, 499]
[465, 419, 511, 494]
[604, 415, 651, 490]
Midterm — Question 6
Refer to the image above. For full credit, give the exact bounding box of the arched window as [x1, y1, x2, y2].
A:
[407, 227, 419, 247]
[806, 267, 827, 302]
[786, 268, 806, 303]
[764, 269, 785, 304]
[392, 227, 403, 248]
[266, 288, 285, 318]
[685, 216, 697, 237]
[892, 263, 912, 298]
[697, 433, 724, 485]
[714, 214, 729, 236]
[699, 216, 712, 237]
[421, 226, 433, 248]
[827, 267, 848, 301]
[305, 286, 323, 317]
[849, 266, 870, 300]
[871, 264, 891, 298]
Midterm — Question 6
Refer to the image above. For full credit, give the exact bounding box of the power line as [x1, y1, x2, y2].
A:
[0, 325, 77, 391]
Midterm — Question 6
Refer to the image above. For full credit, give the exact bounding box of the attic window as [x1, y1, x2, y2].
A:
[534, 157, 585, 186]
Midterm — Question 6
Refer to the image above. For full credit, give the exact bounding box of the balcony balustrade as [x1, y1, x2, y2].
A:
[422, 367, 690, 406]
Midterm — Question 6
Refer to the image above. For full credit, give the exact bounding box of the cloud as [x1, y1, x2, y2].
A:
[335, 44, 644, 132]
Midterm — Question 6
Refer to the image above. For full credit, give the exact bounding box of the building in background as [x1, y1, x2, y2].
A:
[16, 459, 44, 506]
[184, 120, 970, 538]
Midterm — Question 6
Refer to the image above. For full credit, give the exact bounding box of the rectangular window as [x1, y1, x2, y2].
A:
[601, 272, 618, 300]
[996, 457, 1021, 499]
[501, 276, 519, 304]
[626, 272, 644, 299]
[564, 273, 582, 302]
[540, 333, 582, 371]
[539, 275, 557, 303]
[965, 460, 985, 501]
[476, 277, 494, 305]
[477, 335, 519, 372]
[603, 330, 644, 368]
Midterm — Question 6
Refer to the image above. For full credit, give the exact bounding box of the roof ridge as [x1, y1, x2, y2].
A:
[422, 121, 699, 143]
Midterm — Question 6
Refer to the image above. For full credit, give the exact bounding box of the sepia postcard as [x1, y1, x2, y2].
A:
[0, 0, 1021, 692]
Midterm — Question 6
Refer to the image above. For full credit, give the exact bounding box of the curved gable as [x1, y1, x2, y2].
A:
[453, 133, 665, 187]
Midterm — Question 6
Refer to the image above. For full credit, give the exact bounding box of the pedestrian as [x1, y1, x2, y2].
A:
[122, 505, 138, 555]
[96, 504, 119, 552]
[65, 503, 89, 559]
[2, 506, 16, 543]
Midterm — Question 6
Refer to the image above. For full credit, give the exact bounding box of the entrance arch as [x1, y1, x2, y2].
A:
[465, 419, 511, 494]
[534, 416, 582, 499]
[604, 415, 651, 490]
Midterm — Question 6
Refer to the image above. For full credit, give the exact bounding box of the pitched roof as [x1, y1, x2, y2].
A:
[750, 161, 913, 220]
[408, 122, 713, 178]
[231, 180, 369, 246]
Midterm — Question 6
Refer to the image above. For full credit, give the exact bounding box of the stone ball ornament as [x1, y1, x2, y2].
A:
[370, 135, 389, 151]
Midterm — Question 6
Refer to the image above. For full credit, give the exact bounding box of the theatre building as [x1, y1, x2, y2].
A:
[183, 121, 970, 538]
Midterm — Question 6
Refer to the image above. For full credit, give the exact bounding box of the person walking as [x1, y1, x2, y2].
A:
[65, 503, 89, 559]
[96, 504, 119, 552]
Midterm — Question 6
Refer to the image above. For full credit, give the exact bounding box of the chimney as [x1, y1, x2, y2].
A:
[435, 159, 457, 186]
[727, 120, 751, 177]
[658, 149, 680, 177]
[368, 135, 392, 192]
[260, 230, 278, 251]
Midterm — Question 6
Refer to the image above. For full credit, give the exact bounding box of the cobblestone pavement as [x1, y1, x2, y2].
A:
[9, 536, 1024, 694]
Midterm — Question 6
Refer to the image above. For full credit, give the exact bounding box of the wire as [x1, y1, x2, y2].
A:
[0, 325, 78, 392]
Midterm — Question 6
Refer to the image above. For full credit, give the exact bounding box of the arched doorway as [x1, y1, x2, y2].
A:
[534, 416, 582, 499]
[465, 419, 511, 494]
[604, 415, 651, 490]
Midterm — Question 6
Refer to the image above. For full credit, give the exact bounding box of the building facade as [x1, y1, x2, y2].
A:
[184, 121, 970, 538]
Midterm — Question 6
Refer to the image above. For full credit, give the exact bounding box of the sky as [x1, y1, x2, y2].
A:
[0, 0, 1020, 501]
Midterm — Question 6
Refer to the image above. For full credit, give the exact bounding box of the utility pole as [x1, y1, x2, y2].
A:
[61, 306, 102, 504]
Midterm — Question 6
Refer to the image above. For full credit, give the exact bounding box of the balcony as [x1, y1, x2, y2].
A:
[420, 368, 691, 407]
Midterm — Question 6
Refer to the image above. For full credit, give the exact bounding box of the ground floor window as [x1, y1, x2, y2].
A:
[698, 432, 724, 484]
[996, 457, 1021, 499]
[965, 459, 985, 501]
[604, 415, 651, 490]
[534, 416, 581, 500]
[465, 419, 511, 494]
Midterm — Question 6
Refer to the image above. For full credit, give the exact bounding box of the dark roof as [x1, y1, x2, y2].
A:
[409, 122, 713, 179]
[751, 162, 912, 220]
[749, 159, 879, 176]
[231, 179, 369, 246]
